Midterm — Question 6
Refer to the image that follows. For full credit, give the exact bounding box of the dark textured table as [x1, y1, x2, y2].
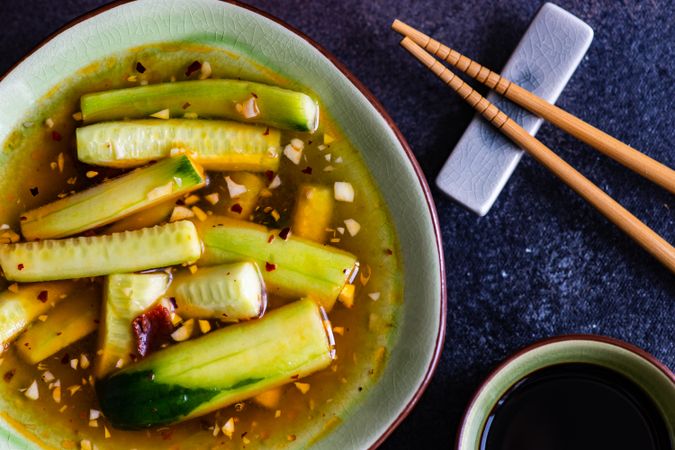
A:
[2, 1, 673, 448]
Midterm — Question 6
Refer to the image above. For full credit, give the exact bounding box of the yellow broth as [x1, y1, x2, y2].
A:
[0, 44, 402, 449]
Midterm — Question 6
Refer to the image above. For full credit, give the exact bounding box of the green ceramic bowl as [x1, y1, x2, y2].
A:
[457, 335, 675, 450]
[0, 0, 445, 448]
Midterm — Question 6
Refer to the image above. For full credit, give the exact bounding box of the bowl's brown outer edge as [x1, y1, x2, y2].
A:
[0, 1, 448, 449]
[454, 334, 675, 449]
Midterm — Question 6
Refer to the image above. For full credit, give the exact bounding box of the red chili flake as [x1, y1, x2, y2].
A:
[241, 432, 248, 438]
[279, 227, 291, 240]
[185, 61, 202, 77]
[3, 369, 16, 382]
[265, 262, 277, 272]
[263, 127, 270, 136]
[308, 140, 313, 145]
[301, 166, 313, 175]
[17, 264, 24, 271]
[385, 248, 393, 256]
[290, 374, 300, 380]
[37, 290, 48, 303]
[267, 234, 275, 244]
[60, 353, 70, 365]
[182, 102, 191, 110]
[251, 92, 258, 98]
[264, 170, 274, 181]
[132, 305, 173, 357]
[29, 186, 39, 197]
[55, 332, 62, 336]
[168, 297, 177, 309]
[230, 203, 243, 214]
[19, 216, 27, 221]
[51, 131, 62, 141]
[135, 62, 146, 73]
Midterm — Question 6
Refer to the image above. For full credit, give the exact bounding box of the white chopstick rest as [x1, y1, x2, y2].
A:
[435, 2, 593, 215]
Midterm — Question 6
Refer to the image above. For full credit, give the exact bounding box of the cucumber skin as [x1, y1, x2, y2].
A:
[96, 299, 333, 429]
[81, 79, 319, 132]
[0, 221, 202, 282]
[198, 217, 357, 310]
[21, 155, 204, 240]
[76, 120, 281, 171]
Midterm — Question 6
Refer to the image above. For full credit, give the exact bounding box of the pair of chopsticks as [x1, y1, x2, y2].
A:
[392, 20, 675, 273]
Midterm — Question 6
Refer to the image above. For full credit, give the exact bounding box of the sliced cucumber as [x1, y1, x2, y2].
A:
[96, 298, 334, 429]
[198, 217, 357, 311]
[21, 155, 205, 240]
[96, 273, 170, 378]
[0, 221, 201, 282]
[169, 262, 265, 321]
[77, 120, 281, 171]
[15, 284, 100, 364]
[291, 184, 334, 242]
[81, 79, 319, 132]
[0, 281, 77, 349]
[105, 200, 175, 234]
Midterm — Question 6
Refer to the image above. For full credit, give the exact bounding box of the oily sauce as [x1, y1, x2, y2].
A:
[480, 363, 671, 450]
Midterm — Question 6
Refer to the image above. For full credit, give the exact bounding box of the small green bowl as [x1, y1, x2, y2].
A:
[0, 0, 446, 448]
[456, 335, 675, 450]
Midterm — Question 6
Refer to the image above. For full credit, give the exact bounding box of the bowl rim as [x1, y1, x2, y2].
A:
[455, 333, 675, 449]
[0, 1, 448, 448]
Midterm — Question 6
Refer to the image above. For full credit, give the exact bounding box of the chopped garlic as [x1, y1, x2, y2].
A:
[212, 423, 220, 437]
[337, 227, 345, 235]
[241, 96, 260, 119]
[191, 206, 208, 222]
[72, 111, 83, 121]
[290, 138, 304, 151]
[283, 144, 303, 165]
[294, 382, 310, 394]
[8, 283, 19, 293]
[324, 133, 335, 144]
[199, 320, 211, 334]
[146, 181, 174, 200]
[335, 156, 343, 163]
[332, 326, 345, 336]
[222, 417, 235, 439]
[50, 161, 57, 170]
[80, 439, 92, 450]
[188, 264, 198, 274]
[45, 118, 54, 129]
[89, 409, 101, 420]
[24, 380, 39, 400]
[324, 153, 332, 161]
[115, 359, 124, 369]
[225, 176, 248, 198]
[269, 175, 282, 189]
[171, 319, 195, 342]
[318, 144, 327, 151]
[68, 385, 82, 395]
[368, 292, 381, 301]
[199, 61, 212, 79]
[275, 410, 281, 418]
[41, 371, 55, 383]
[80, 354, 90, 369]
[70, 358, 79, 370]
[184, 194, 200, 206]
[88, 420, 98, 428]
[104, 425, 111, 438]
[52, 386, 61, 403]
[57, 152, 65, 172]
[323, 165, 335, 172]
[170, 205, 194, 222]
[150, 109, 170, 119]
[183, 112, 199, 119]
[344, 219, 361, 236]
[127, 75, 138, 82]
[85, 171, 98, 178]
[204, 192, 220, 205]
[334, 182, 355, 202]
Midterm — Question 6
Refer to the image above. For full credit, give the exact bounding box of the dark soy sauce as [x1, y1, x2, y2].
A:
[480, 363, 671, 450]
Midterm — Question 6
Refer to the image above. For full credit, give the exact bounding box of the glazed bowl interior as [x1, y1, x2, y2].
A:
[457, 336, 675, 450]
[0, 0, 444, 448]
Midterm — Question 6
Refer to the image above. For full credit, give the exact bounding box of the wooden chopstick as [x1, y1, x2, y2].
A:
[392, 20, 675, 194]
[398, 36, 675, 273]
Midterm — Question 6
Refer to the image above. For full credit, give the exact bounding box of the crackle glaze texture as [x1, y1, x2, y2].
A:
[436, 3, 593, 216]
[1, 0, 675, 449]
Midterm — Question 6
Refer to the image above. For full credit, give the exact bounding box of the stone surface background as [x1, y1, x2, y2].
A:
[2, 1, 673, 448]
